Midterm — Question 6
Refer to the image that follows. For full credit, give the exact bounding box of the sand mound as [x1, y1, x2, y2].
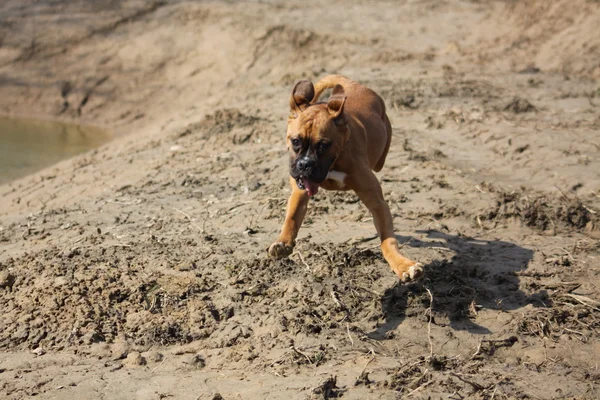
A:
[475, 0, 600, 78]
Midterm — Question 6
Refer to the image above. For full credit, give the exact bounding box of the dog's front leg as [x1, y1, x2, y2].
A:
[268, 177, 309, 259]
[352, 170, 423, 282]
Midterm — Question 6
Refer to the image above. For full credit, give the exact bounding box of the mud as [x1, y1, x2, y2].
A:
[1, 0, 599, 399]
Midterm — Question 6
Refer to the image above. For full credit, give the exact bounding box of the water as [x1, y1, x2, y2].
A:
[0, 117, 112, 185]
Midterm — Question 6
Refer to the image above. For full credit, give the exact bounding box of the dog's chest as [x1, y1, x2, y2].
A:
[323, 170, 347, 189]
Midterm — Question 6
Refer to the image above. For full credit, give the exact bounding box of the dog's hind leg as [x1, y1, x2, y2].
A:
[373, 113, 392, 172]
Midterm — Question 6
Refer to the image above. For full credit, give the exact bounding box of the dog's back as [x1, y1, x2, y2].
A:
[312, 75, 391, 171]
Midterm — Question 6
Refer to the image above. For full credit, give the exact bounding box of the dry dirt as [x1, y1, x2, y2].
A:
[1, 0, 600, 399]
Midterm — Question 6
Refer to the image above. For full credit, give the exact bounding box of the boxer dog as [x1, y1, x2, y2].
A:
[268, 75, 423, 282]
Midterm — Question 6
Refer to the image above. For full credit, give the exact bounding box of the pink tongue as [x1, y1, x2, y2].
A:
[302, 177, 319, 197]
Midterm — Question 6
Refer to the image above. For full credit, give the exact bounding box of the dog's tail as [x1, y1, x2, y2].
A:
[312, 75, 355, 103]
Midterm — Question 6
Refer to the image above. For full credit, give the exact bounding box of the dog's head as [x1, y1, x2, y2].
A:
[286, 80, 348, 196]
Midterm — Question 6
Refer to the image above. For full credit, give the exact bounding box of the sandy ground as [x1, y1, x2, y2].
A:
[1, 0, 600, 399]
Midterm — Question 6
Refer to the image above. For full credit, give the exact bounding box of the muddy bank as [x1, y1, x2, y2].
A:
[1, 1, 599, 399]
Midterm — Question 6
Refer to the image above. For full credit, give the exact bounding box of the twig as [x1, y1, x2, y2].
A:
[346, 323, 354, 347]
[173, 208, 204, 233]
[398, 238, 413, 250]
[430, 246, 455, 252]
[233, 265, 247, 282]
[293, 251, 312, 272]
[226, 201, 254, 213]
[476, 215, 484, 229]
[105, 243, 132, 248]
[151, 356, 167, 373]
[565, 293, 600, 312]
[425, 287, 434, 359]
[360, 354, 375, 375]
[290, 341, 314, 365]
[583, 205, 597, 215]
[471, 340, 483, 359]
[563, 327, 588, 342]
[450, 372, 484, 391]
[105, 199, 143, 206]
[554, 247, 575, 262]
[347, 234, 379, 245]
[331, 290, 347, 310]
[490, 386, 498, 400]
[403, 376, 433, 399]
[269, 351, 291, 367]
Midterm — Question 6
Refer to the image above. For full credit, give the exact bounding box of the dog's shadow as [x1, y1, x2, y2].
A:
[369, 229, 537, 339]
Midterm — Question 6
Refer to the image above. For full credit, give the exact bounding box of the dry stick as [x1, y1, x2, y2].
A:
[293, 251, 312, 272]
[450, 372, 484, 391]
[425, 287, 434, 359]
[269, 351, 291, 368]
[471, 340, 483, 360]
[59, 237, 84, 256]
[151, 356, 167, 374]
[346, 323, 354, 347]
[330, 290, 345, 310]
[554, 247, 576, 262]
[233, 265, 247, 282]
[476, 215, 484, 229]
[430, 246, 455, 252]
[360, 354, 375, 375]
[173, 208, 204, 233]
[583, 205, 597, 214]
[290, 342, 314, 365]
[403, 375, 433, 399]
[563, 327, 587, 342]
[565, 293, 600, 312]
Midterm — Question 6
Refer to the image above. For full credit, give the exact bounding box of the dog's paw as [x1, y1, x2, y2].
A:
[399, 262, 424, 283]
[268, 241, 293, 259]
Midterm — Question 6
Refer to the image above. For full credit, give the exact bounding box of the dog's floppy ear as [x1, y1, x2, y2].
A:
[289, 80, 315, 117]
[327, 84, 346, 123]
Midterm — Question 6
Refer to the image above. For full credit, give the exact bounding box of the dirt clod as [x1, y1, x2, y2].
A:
[309, 376, 338, 400]
[125, 351, 146, 367]
[504, 97, 536, 113]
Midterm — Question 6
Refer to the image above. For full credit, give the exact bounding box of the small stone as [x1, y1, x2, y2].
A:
[31, 348, 46, 356]
[141, 351, 164, 363]
[125, 351, 146, 366]
[0, 271, 16, 289]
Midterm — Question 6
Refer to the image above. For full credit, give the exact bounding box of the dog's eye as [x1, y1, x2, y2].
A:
[317, 141, 331, 153]
[291, 138, 301, 150]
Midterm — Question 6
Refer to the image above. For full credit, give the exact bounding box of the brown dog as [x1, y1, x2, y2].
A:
[268, 75, 423, 282]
